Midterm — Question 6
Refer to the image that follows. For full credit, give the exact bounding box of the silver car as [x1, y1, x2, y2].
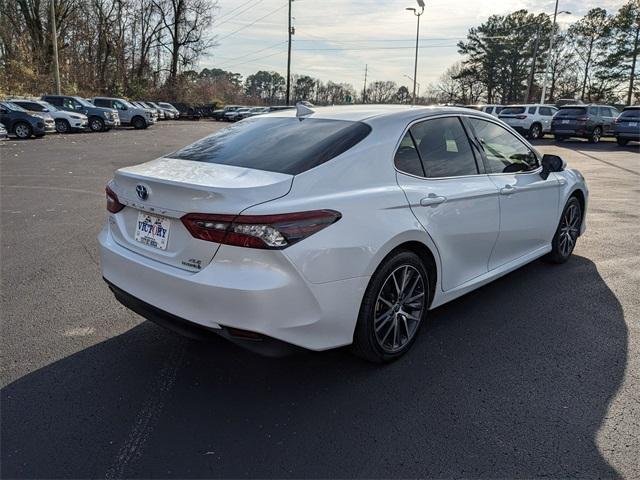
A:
[92, 97, 155, 129]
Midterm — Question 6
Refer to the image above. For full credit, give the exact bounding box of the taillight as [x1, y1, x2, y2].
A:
[181, 210, 341, 249]
[106, 185, 125, 213]
[515, 114, 527, 119]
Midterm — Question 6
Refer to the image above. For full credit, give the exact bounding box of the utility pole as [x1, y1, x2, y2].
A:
[406, 0, 425, 106]
[525, 25, 540, 103]
[51, 0, 61, 95]
[285, 0, 293, 106]
[627, 20, 640, 105]
[540, 4, 570, 104]
[362, 64, 368, 103]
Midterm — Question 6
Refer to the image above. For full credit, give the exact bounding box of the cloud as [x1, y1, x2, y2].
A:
[201, 0, 629, 90]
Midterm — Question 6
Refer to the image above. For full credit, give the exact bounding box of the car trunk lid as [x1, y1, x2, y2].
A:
[109, 157, 293, 271]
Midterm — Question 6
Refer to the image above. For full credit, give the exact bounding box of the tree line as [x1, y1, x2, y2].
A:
[0, 1, 638, 106]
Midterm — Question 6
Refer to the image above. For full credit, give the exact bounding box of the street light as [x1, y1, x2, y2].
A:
[540, 3, 571, 104]
[406, 0, 425, 105]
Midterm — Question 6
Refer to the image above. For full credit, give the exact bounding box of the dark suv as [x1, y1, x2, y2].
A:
[551, 104, 619, 143]
[41, 95, 120, 132]
[0, 101, 47, 139]
[614, 106, 640, 146]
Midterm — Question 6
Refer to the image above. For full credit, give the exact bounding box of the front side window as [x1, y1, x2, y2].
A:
[598, 107, 609, 117]
[93, 98, 110, 108]
[409, 117, 478, 178]
[467, 118, 539, 174]
[528, 106, 537, 114]
[394, 131, 424, 176]
[114, 100, 127, 110]
[63, 98, 82, 110]
[170, 117, 371, 175]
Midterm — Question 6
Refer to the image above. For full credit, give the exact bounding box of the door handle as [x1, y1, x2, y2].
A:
[420, 195, 446, 207]
[499, 185, 517, 195]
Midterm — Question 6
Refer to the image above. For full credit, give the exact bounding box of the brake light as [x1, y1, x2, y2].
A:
[106, 185, 125, 213]
[181, 210, 341, 249]
[515, 114, 527, 119]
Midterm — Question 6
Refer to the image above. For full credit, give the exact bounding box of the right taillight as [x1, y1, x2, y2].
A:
[181, 210, 341, 249]
[105, 185, 125, 213]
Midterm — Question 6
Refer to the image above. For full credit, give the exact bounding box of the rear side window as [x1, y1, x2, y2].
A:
[408, 117, 478, 178]
[394, 131, 424, 176]
[169, 117, 372, 175]
[500, 107, 526, 115]
[94, 98, 111, 108]
[608, 107, 619, 117]
[557, 107, 586, 117]
[539, 107, 553, 116]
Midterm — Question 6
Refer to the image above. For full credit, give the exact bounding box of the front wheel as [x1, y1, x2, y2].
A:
[544, 196, 582, 264]
[617, 138, 629, 146]
[352, 250, 429, 362]
[588, 126, 602, 144]
[55, 119, 70, 133]
[14, 122, 32, 139]
[132, 116, 147, 129]
[89, 116, 105, 132]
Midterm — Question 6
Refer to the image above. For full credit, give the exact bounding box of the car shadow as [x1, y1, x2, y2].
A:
[1, 255, 627, 478]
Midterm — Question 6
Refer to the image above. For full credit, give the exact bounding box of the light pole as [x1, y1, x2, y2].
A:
[285, 0, 294, 106]
[540, 3, 570, 104]
[406, 0, 425, 106]
[404, 74, 420, 103]
[51, 0, 61, 95]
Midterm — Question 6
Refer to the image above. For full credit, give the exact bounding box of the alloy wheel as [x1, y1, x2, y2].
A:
[14, 124, 30, 138]
[90, 118, 103, 132]
[559, 202, 580, 257]
[56, 120, 69, 133]
[373, 265, 426, 353]
[591, 128, 601, 143]
[530, 124, 541, 139]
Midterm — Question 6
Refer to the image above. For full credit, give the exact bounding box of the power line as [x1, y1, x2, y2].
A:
[217, 3, 288, 42]
[215, 0, 260, 24]
[294, 45, 458, 51]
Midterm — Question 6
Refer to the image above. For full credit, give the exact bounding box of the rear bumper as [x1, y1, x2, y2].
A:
[615, 131, 640, 140]
[98, 224, 367, 351]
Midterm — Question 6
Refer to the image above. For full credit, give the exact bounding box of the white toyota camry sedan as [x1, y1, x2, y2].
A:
[99, 105, 588, 362]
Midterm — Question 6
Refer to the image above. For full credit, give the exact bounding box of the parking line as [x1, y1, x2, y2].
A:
[575, 150, 640, 177]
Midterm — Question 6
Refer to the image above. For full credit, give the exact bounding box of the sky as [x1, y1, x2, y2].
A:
[200, 0, 627, 91]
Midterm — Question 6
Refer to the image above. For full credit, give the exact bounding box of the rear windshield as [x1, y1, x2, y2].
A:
[621, 108, 640, 119]
[169, 117, 372, 175]
[557, 107, 586, 116]
[500, 107, 526, 115]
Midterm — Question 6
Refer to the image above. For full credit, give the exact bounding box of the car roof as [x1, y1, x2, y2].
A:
[265, 104, 497, 123]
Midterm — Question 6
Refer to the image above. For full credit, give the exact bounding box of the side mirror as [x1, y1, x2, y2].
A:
[540, 154, 566, 180]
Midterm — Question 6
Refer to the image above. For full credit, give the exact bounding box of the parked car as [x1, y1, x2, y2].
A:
[0, 123, 8, 140]
[172, 103, 202, 120]
[497, 104, 558, 139]
[42, 95, 120, 132]
[225, 107, 251, 122]
[157, 102, 180, 119]
[556, 98, 584, 107]
[92, 97, 155, 129]
[268, 106, 296, 112]
[100, 105, 588, 361]
[213, 105, 242, 121]
[0, 101, 50, 139]
[11, 99, 88, 133]
[465, 104, 504, 117]
[246, 106, 270, 118]
[551, 104, 619, 143]
[614, 106, 640, 146]
[141, 101, 165, 120]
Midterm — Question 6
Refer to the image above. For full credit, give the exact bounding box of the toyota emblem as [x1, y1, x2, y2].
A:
[136, 184, 148, 201]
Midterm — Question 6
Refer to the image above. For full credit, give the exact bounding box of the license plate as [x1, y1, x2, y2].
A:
[134, 211, 170, 250]
[630, 122, 638, 127]
[562, 119, 570, 124]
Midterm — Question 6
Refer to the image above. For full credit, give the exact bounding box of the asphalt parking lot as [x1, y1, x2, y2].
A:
[1, 121, 639, 478]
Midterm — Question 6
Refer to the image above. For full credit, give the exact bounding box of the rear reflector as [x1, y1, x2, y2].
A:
[106, 185, 125, 213]
[181, 210, 341, 249]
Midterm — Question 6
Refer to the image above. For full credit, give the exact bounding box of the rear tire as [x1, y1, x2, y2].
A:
[55, 119, 70, 133]
[617, 138, 629, 146]
[588, 126, 602, 144]
[528, 123, 542, 140]
[544, 196, 582, 264]
[13, 122, 32, 139]
[352, 250, 429, 363]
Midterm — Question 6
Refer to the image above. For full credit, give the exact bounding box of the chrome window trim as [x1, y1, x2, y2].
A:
[393, 112, 542, 181]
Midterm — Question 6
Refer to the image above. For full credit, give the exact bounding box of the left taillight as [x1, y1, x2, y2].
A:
[181, 210, 341, 249]
[106, 185, 125, 213]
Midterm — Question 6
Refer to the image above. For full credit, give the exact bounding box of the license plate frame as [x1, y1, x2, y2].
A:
[562, 119, 570, 124]
[134, 211, 171, 250]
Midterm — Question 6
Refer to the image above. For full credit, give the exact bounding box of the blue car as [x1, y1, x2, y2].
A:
[614, 106, 640, 146]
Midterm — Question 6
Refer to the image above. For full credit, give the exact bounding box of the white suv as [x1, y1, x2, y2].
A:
[498, 104, 558, 139]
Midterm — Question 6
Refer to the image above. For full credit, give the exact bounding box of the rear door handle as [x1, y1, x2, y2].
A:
[499, 185, 517, 195]
[420, 195, 446, 207]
